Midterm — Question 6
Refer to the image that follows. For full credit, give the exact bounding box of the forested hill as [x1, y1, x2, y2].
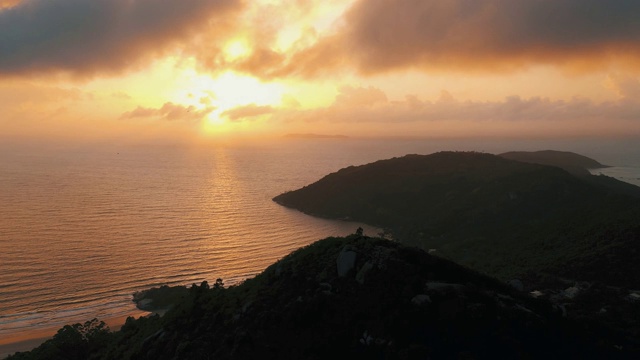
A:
[273, 151, 640, 287]
[8, 235, 637, 359]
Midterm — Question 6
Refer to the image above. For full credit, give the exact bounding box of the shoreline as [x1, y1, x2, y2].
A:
[0, 312, 151, 359]
[2, 285, 182, 358]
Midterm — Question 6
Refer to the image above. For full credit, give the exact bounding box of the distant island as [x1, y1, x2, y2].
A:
[283, 133, 349, 139]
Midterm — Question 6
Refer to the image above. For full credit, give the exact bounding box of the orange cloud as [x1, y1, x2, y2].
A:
[222, 104, 275, 121]
[0, 0, 20, 9]
[334, 86, 387, 107]
[0, 0, 242, 78]
[608, 74, 640, 101]
[0, 81, 87, 106]
[262, 85, 640, 137]
[121, 102, 215, 123]
[228, 34, 348, 79]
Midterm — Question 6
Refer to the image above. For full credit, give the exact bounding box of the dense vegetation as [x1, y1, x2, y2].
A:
[274, 151, 640, 286]
[7, 235, 638, 359]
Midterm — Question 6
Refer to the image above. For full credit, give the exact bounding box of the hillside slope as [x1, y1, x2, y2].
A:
[8, 235, 637, 359]
[273, 152, 640, 286]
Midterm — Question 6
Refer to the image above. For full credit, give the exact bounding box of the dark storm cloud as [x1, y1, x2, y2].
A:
[0, 0, 240, 77]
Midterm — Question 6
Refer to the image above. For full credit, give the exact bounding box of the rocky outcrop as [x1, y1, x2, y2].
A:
[336, 247, 357, 277]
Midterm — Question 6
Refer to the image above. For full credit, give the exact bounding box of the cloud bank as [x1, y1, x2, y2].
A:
[0, 0, 240, 77]
[220, 85, 640, 137]
[221, 104, 275, 121]
[0, 0, 20, 9]
[6, 0, 640, 79]
[344, 0, 640, 73]
[121, 102, 215, 122]
[234, 0, 640, 78]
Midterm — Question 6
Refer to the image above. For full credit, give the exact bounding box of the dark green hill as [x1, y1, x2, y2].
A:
[8, 235, 638, 359]
[275, 151, 594, 225]
[273, 152, 640, 286]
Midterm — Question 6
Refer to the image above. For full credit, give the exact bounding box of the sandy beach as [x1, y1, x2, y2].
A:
[0, 337, 52, 359]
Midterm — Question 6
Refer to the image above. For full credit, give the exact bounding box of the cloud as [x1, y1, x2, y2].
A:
[181, 1, 361, 79]
[0, 0, 241, 77]
[0, 81, 88, 107]
[240, 0, 640, 78]
[334, 85, 387, 107]
[262, 86, 640, 136]
[121, 102, 215, 122]
[232, 33, 347, 79]
[607, 74, 640, 101]
[6, 0, 640, 80]
[0, 0, 20, 9]
[111, 91, 132, 100]
[0, 81, 91, 125]
[221, 104, 274, 121]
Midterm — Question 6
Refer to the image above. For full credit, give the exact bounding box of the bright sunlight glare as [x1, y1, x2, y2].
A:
[224, 39, 251, 61]
[174, 70, 285, 135]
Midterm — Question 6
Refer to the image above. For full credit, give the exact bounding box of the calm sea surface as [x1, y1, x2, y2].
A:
[1, 137, 639, 348]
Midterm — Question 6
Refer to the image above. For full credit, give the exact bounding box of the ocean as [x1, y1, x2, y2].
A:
[1, 137, 639, 354]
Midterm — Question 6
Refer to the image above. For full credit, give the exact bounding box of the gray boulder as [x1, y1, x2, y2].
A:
[356, 261, 374, 284]
[563, 286, 580, 299]
[508, 279, 524, 292]
[337, 248, 357, 277]
[411, 294, 431, 306]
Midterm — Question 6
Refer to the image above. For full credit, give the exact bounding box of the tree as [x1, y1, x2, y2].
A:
[10, 318, 111, 360]
[214, 278, 225, 290]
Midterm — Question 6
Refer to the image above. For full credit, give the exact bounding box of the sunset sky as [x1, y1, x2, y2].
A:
[2, 0, 640, 143]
